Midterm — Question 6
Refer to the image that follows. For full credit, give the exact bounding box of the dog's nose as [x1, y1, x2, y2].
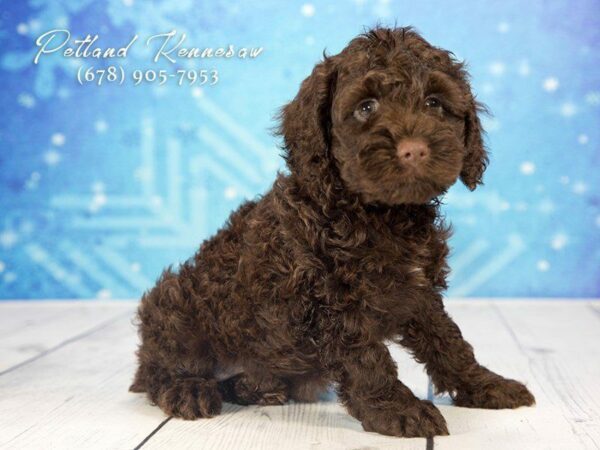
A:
[396, 138, 430, 166]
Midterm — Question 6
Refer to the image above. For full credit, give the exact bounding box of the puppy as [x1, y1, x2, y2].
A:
[130, 27, 535, 438]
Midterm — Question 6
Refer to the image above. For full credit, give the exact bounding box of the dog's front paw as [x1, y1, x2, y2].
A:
[157, 378, 222, 419]
[454, 377, 535, 409]
[361, 399, 449, 438]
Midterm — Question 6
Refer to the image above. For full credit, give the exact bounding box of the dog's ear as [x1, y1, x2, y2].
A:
[460, 97, 489, 190]
[278, 56, 338, 177]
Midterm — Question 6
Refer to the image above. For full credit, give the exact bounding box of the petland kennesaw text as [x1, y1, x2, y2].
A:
[33, 29, 264, 64]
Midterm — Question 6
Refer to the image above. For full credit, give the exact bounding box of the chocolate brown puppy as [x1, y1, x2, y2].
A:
[130, 27, 535, 438]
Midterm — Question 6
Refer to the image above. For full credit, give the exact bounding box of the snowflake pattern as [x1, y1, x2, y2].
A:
[0, 0, 598, 299]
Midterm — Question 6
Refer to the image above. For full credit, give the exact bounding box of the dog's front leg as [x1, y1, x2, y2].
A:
[398, 297, 535, 409]
[334, 341, 448, 437]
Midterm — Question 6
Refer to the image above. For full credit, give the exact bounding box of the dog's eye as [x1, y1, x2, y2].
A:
[354, 98, 379, 122]
[425, 96, 443, 109]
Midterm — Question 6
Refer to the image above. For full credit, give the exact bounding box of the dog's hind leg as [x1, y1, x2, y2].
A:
[133, 346, 223, 420]
[219, 371, 290, 406]
[153, 372, 222, 419]
[131, 269, 223, 419]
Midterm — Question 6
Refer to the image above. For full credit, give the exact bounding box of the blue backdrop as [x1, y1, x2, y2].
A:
[0, 0, 598, 299]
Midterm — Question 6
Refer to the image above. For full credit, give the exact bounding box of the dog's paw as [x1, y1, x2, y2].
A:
[157, 378, 222, 419]
[454, 377, 535, 409]
[361, 399, 449, 438]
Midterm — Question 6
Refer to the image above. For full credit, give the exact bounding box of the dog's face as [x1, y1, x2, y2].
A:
[280, 28, 488, 205]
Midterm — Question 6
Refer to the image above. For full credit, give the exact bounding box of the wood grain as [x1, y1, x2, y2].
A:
[494, 301, 600, 449]
[432, 301, 588, 450]
[0, 300, 598, 449]
[0, 301, 134, 373]
[0, 309, 168, 450]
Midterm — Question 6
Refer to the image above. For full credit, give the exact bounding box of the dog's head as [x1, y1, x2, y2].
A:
[279, 27, 488, 205]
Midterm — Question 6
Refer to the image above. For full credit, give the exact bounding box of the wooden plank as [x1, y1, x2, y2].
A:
[0, 309, 169, 450]
[495, 301, 600, 449]
[137, 340, 429, 449]
[143, 401, 426, 450]
[0, 301, 136, 373]
[431, 301, 588, 449]
[2, 300, 596, 449]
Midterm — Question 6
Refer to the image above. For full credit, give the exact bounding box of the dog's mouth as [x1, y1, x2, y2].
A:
[355, 172, 446, 205]
[390, 179, 445, 204]
[351, 148, 454, 205]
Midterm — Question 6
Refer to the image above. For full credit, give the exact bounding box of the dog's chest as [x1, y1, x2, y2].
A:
[327, 221, 435, 294]
[366, 232, 431, 284]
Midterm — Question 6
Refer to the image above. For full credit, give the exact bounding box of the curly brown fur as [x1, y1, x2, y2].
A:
[130, 27, 534, 437]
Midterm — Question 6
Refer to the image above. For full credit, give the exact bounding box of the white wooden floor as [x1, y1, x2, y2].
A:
[0, 300, 599, 450]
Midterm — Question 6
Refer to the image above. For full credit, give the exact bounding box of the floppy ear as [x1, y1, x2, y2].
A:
[278, 56, 338, 178]
[460, 98, 489, 190]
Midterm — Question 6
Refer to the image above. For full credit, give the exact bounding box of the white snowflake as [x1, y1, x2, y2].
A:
[57, 88, 71, 99]
[28, 19, 42, 33]
[89, 192, 108, 213]
[92, 181, 106, 193]
[131, 262, 141, 272]
[3, 272, 17, 284]
[95, 120, 109, 133]
[192, 87, 204, 98]
[305, 35, 316, 46]
[224, 186, 238, 199]
[585, 91, 600, 105]
[497, 22, 510, 33]
[520, 161, 536, 175]
[572, 181, 587, 194]
[560, 102, 576, 117]
[55, 15, 69, 27]
[0, 261, 5, 273]
[25, 172, 41, 190]
[17, 93, 36, 109]
[301, 3, 315, 17]
[551, 233, 568, 250]
[537, 260, 550, 272]
[151, 195, 163, 207]
[488, 61, 506, 76]
[16, 23, 29, 35]
[51, 133, 66, 147]
[0, 230, 18, 248]
[44, 150, 61, 166]
[542, 77, 559, 92]
[577, 134, 589, 145]
[97, 289, 112, 299]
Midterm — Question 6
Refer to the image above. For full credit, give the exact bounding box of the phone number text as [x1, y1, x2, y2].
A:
[76, 66, 219, 86]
